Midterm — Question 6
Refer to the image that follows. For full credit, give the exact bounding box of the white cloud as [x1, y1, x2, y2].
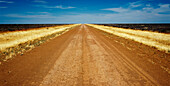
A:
[0, 0, 13, 3]
[0, 7, 7, 8]
[33, 0, 47, 3]
[4, 14, 56, 18]
[2, 12, 170, 23]
[35, 12, 170, 23]
[142, 4, 170, 14]
[142, 7, 153, 11]
[159, 4, 170, 8]
[27, 12, 49, 14]
[99, 3, 170, 23]
[102, 3, 170, 15]
[34, 5, 76, 9]
[129, 1, 142, 8]
[2, 2, 170, 23]
[102, 7, 129, 13]
[47, 5, 76, 9]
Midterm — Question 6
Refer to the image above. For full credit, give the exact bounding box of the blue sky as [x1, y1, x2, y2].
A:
[0, 0, 170, 24]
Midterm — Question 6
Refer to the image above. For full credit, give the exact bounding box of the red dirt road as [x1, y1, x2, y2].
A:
[0, 25, 169, 86]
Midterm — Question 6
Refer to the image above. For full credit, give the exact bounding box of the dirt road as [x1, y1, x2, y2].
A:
[0, 25, 169, 86]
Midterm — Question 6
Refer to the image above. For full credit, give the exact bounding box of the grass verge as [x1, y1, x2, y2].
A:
[87, 24, 170, 53]
[0, 24, 80, 62]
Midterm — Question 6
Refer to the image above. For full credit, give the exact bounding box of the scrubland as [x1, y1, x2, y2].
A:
[87, 24, 170, 53]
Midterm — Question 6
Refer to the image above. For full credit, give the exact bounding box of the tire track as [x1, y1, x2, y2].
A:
[38, 24, 161, 86]
[86, 25, 160, 85]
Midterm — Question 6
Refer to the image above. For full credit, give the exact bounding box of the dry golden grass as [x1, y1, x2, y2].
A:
[87, 24, 170, 53]
[0, 24, 79, 51]
[0, 24, 80, 61]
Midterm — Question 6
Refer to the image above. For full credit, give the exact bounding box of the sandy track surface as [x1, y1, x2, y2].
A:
[0, 25, 169, 86]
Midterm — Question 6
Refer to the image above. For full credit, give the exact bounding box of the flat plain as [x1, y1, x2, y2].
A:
[0, 24, 169, 86]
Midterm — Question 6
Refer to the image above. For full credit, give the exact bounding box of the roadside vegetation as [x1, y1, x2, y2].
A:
[87, 24, 170, 53]
[98, 24, 170, 33]
[0, 24, 80, 62]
